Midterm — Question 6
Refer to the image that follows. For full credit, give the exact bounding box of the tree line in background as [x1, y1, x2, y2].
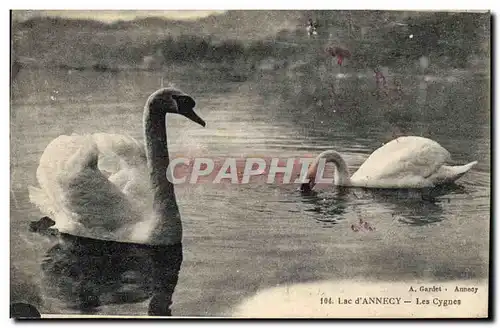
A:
[12, 11, 489, 71]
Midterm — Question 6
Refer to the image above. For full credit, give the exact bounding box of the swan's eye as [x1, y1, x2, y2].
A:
[172, 95, 195, 112]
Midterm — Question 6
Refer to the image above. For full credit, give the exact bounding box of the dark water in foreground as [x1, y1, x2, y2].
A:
[10, 68, 490, 316]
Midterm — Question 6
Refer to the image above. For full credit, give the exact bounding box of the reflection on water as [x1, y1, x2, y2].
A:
[300, 188, 350, 227]
[359, 187, 445, 226]
[299, 185, 467, 228]
[40, 233, 182, 316]
[10, 68, 490, 316]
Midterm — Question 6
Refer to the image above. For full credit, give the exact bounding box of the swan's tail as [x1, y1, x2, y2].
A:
[437, 160, 478, 184]
[452, 161, 478, 178]
[29, 134, 99, 219]
[28, 186, 59, 219]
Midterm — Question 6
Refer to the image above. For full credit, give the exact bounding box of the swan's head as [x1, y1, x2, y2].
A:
[147, 87, 206, 127]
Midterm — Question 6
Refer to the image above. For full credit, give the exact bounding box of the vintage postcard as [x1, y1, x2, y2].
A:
[10, 9, 491, 319]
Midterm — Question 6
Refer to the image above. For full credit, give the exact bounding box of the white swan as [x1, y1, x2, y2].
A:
[28, 87, 206, 245]
[301, 136, 477, 191]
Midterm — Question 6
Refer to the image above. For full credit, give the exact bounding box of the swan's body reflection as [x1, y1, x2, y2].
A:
[300, 188, 350, 226]
[357, 184, 468, 225]
[300, 184, 470, 227]
[352, 187, 444, 225]
[40, 233, 182, 316]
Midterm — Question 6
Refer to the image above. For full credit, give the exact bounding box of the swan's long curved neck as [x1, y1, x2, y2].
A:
[320, 151, 351, 186]
[143, 104, 182, 244]
[303, 151, 351, 190]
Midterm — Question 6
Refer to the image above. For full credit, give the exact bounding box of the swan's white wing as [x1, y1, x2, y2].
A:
[92, 133, 145, 177]
[351, 136, 451, 188]
[91, 133, 152, 213]
[29, 134, 145, 242]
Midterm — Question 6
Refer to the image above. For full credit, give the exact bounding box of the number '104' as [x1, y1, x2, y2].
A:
[320, 297, 334, 304]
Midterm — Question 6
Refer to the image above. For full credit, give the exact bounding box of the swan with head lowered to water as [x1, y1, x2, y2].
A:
[28, 87, 206, 245]
[300, 136, 477, 192]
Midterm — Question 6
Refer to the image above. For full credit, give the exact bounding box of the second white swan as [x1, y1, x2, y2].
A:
[300, 136, 477, 191]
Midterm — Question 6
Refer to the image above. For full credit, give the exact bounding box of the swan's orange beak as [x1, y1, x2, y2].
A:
[182, 109, 206, 127]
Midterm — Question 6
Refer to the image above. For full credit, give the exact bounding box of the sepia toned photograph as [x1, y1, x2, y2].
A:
[10, 9, 491, 319]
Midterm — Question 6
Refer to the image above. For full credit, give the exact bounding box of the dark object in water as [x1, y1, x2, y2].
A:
[29, 216, 59, 237]
[29, 216, 55, 232]
[10, 302, 41, 319]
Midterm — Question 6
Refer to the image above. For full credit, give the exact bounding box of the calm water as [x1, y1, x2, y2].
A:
[10, 68, 490, 316]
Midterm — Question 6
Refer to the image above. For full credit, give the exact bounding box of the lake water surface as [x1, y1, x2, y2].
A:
[10, 68, 490, 316]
